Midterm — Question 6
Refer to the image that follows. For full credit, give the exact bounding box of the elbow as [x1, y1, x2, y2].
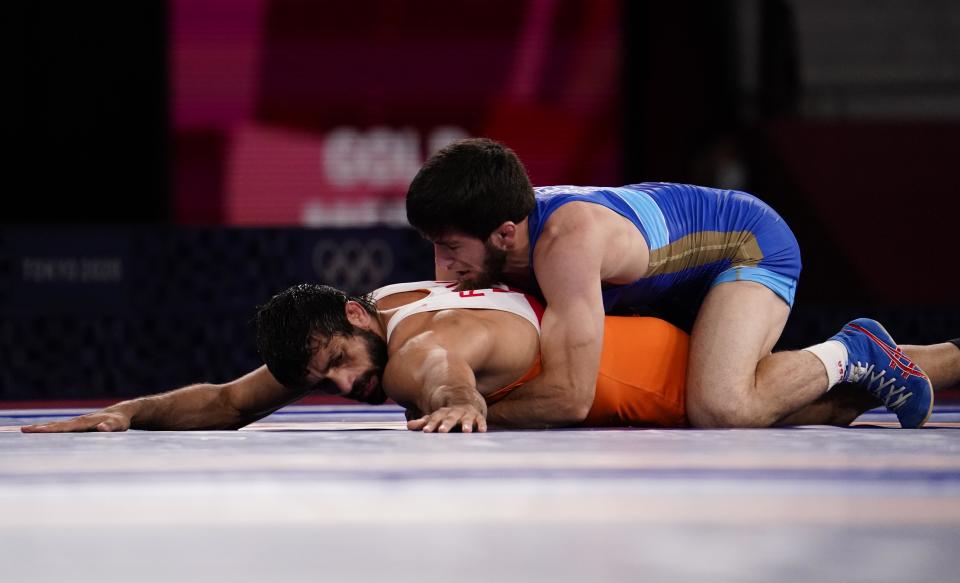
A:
[215, 388, 251, 428]
[222, 419, 251, 430]
[562, 402, 591, 424]
[554, 391, 592, 424]
[567, 381, 595, 422]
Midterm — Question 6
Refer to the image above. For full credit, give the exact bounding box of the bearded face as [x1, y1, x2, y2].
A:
[458, 238, 508, 290]
[433, 233, 508, 291]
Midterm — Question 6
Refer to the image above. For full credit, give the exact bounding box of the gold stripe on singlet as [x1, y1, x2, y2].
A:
[646, 230, 764, 276]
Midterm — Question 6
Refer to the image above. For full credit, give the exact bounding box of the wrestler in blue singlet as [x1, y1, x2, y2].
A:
[527, 182, 802, 324]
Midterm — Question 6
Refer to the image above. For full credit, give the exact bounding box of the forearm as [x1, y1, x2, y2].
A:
[117, 384, 245, 430]
[22, 367, 297, 433]
[486, 309, 602, 428]
[392, 330, 491, 433]
[486, 376, 592, 429]
[493, 252, 605, 428]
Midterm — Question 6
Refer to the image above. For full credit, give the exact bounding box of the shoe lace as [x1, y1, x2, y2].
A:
[848, 361, 912, 411]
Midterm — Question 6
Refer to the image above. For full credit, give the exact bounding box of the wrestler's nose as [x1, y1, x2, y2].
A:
[434, 244, 455, 268]
[327, 369, 355, 395]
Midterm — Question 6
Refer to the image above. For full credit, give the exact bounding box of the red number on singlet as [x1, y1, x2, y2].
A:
[459, 290, 486, 298]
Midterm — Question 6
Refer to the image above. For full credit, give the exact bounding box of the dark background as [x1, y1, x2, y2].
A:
[3, 0, 958, 401]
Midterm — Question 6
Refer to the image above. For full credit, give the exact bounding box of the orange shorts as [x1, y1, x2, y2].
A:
[581, 317, 689, 428]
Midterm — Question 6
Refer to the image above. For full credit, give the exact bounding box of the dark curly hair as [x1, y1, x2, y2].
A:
[406, 138, 535, 239]
[254, 283, 376, 389]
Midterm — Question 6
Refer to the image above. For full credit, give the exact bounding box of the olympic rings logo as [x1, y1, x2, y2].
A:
[312, 238, 394, 293]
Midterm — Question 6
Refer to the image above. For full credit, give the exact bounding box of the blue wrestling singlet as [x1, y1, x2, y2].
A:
[527, 182, 802, 317]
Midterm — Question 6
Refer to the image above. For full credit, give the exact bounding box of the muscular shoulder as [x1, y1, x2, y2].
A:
[540, 201, 607, 232]
[539, 201, 636, 245]
[535, 202, 648, 285]
[386, 310, 496, 403]
[532, 201, 610, 256]
[391, 309, 495, 362]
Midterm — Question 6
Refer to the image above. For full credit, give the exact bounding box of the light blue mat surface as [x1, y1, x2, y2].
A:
[2, 404, 959, 583]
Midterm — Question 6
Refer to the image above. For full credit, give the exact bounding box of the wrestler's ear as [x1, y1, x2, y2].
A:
[489, 221, 518, 250]
[344, 301, 372, 329]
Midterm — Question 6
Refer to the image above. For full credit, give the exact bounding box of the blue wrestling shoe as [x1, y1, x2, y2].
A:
[830, 318, 934, 428]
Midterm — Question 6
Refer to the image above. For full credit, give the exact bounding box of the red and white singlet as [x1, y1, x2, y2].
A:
[370, 281, 544, 342]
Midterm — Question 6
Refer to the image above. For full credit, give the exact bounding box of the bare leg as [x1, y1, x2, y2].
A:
[686, 281, 957, 428]
[780, 342, 960, 426]
[686, 281, 824, 427]
[777, 384, 880, 426]
[900, 342, 960, 391]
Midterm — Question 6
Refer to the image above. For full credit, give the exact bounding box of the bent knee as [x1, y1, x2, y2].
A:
[686, 382, 777, 428]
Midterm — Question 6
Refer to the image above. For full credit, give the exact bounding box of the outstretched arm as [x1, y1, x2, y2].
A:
[485, 224, 607, 428]
[386, 317, 492, 433]
[20, 366, 307, 433]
